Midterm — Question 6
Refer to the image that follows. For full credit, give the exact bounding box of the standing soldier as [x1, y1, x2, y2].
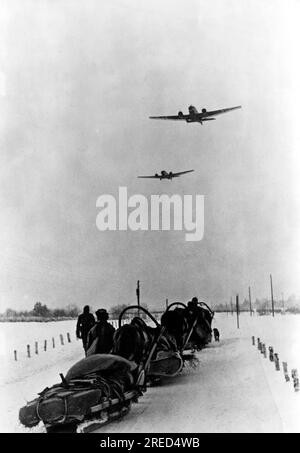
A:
[76, 305, 96, 355]
[86, 309, 115, 356]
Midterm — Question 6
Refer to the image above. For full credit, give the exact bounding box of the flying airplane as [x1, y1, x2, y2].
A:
[138, 170, 194, 180]
[149, 105, 241, 124]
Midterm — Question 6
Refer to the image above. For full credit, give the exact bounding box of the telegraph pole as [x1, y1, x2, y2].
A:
[136, 280, 140, 315]
[270, 274, 274, 317]
[249, 286, 252, 316]
[236, 294, 240, 328]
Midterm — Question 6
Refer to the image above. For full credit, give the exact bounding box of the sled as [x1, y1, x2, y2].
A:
[165, 301, 214, 353]
[19, 307, 165, 433]
[19, 354, 143, 432]
[118, 305, 187, 379]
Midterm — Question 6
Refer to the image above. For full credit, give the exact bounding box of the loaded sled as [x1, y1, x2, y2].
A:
[19, 354, 141, 432]
[18, 306, 169, 433]
[118, 305, 184, 379]
[161, 301, 214, 354]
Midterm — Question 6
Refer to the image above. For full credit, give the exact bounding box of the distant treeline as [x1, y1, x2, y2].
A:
[0, 302, 79, 322]
[214, 295, 300, 314]
[0, 302, 154, 322]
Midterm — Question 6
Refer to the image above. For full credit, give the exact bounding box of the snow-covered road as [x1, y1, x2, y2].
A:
[97, 335, 296, 433]
[1, 313, 299, 433]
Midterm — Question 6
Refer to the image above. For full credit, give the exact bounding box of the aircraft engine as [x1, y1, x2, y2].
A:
[202, 108, 207, 113]
[155, 173, 159, 177]
[178, 111, 183, 117]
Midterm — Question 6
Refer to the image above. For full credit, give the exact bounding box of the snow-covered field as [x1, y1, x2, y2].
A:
[0, 320, 78, 360]
[0, 313, 299, 433]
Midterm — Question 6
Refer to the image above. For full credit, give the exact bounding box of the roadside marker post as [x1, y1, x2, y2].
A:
[269, 346, 274, 362]
[282, 362, 290, 382]
[274, 353, 280, 371]
[292, 369, 299, 392]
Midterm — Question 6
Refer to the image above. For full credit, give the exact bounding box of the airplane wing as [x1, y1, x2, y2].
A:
[138, 175, 159, 178]
[200, 105, 241, 118]
[172, 169, 194, 177]
[149, 114, 189, 120]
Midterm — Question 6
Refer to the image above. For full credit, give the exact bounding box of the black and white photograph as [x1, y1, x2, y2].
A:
[0, 0, 299, 435]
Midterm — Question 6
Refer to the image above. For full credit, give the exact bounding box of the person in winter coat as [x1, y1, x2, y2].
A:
[86, 308, 115, 356]
[76, 305, 96, 355]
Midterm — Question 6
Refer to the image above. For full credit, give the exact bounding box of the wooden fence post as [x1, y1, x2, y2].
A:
[60, 334, 64, 345]
[269, 346, 274, 361]
[14, 350, 17, 361]
[44, 340, 47, 351]
[35, 341, 38, 354]
[252, 336, 255, 345]
[274, 353, 280, 370]
[282, 362, 290, 382]
[67, 332, 71, 343]
[260, 342, 264, 354]
[52, 337, 55, 348]
[292, 369, 299, 392]
[257, 338, 261, 351]
[27, 344, 31, 358]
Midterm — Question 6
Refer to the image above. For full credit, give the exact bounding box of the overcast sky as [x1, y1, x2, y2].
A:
[0, 0, 299, 312]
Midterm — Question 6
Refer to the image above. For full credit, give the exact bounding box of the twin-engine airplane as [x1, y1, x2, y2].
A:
[149, 105, 241, 124]
[138, 169, 194, 180]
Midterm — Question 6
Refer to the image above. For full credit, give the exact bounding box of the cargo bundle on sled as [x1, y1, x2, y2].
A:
[117, 305, 184, 379]
[160, 301, 214, 356]
[19, 307, 166, 433]
[19, 354, 140, 432]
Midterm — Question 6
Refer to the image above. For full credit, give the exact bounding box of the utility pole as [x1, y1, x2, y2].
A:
[166, 298, 168, 310]
[270, 274, 274, 317]
[249, 286, 252, 316]
[230, 297, 233, 316]
[136, 280, 140, 315]
[236, 294, 240, 328]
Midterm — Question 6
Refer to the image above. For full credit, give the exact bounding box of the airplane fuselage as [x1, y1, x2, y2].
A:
[156, 170, 173, 180]
[187, 105, 204, 123]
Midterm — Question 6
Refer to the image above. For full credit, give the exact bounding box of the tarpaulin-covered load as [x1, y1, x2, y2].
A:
[65, 353, 136, 381]
[19, 354, 138, 430]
